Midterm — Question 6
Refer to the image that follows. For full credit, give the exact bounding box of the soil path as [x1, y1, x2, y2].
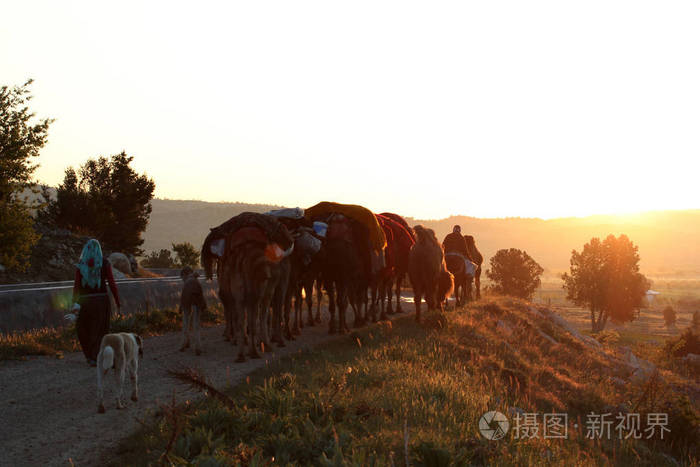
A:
[0, 301, 414, 467]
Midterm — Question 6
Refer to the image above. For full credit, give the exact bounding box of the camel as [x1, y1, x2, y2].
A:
[201, 213, 293, 362]
[464, 235, 484, 299]
[370, 214, 414, 321]
[276, 218, 324, 340]
[444, 254, 469, 306]
[409, 225, 450, 321]
[306, 202, 386, 334]
[379, 212, 415, 314]
[321, 214, 371, 333]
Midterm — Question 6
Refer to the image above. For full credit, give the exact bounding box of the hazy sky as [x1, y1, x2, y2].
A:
[3, 1, 699, 219]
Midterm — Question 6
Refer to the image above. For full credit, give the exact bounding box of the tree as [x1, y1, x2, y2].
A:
[172, 242, 199, 268]
[663, 306, 677, 327]
[0, 80, 52, 272]
[486, 248, 544, 300]
[562, 234, 650, 333]
[141, 249, 176, 269]
[50, 152, 155, 255]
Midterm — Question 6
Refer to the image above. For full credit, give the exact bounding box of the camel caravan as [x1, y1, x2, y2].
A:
[200, 202, 482, 362]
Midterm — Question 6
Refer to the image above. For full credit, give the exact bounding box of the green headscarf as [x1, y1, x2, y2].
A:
[77, 239, 103, 289]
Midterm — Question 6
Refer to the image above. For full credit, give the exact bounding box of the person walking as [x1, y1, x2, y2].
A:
[71, 239, 121, 366]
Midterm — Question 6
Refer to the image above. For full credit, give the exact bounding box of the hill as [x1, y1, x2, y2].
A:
[113, 297, 699, 465]
[143, 199, 700, 276]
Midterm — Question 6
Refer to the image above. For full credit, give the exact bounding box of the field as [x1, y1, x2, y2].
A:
[533, 274, 700, 340]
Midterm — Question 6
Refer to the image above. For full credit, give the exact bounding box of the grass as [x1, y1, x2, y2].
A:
[0, 305, 223, 361]
[112, 297, 698, 466]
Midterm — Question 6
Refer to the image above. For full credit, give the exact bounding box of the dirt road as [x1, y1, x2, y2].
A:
[0, 304, 413, 467]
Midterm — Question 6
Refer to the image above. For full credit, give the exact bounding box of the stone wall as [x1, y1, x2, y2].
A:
[0, 278, 219, 334]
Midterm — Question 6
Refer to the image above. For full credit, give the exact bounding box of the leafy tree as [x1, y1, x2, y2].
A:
[562, 234, 650, 333]
[172, 242, 199, 268]
[663, 305, 677, 327]
[486, 248, 544, 300]
[50, 152, 155, 255]
[141, 249, 176, 268]
[0, 80, 52, 272]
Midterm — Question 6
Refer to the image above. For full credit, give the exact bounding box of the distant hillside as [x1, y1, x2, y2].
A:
[416, 211, 700, 275]
[144, 199, 700, 276]
[142, 199, 284, 254]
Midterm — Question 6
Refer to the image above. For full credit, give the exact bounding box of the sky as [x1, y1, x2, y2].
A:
[2, 1, 699, 220]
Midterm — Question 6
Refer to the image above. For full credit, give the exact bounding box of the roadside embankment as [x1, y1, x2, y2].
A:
[0, 277, 219, 334]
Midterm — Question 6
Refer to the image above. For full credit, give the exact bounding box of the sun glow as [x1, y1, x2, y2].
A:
[2, 1, 699, 220]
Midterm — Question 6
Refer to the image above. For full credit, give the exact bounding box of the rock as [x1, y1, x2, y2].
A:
[540, 308, 601, 348]
[108, 252, 132, 275]
[111, 268, 127, 280]
[127, 254, 139, 274]
[625, 349, 656, 383]
[609, 376, 628, 387]
[536, 328, 558, 345]
[496, 320, 513, 336]
[681, 353, 700, 371]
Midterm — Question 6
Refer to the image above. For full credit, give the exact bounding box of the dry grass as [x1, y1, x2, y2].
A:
[0, 305, 223, 361]
[113, 297, 698, 466]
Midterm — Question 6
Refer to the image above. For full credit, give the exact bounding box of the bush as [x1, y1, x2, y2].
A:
[665, 328, 700, 358]
[141, 249, 176, 268]
[662, 306, 677, 327]
[485, 248, 543, 300]
[173, 242, 199, 268]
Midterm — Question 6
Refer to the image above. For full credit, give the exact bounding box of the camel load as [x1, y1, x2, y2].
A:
[305, 201, 386, 251]
[201, 212, 294, 280]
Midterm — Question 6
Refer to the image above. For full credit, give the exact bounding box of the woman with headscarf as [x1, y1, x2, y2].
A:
[71, 239, 121, 366]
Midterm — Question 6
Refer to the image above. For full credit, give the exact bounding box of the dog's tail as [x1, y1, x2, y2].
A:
[100, 346, 114, 374]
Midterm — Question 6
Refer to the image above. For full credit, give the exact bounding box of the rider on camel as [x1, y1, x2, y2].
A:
[442, 225, 475, 274]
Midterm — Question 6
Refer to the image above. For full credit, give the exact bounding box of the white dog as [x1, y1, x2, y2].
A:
[96, 332, 143, 413]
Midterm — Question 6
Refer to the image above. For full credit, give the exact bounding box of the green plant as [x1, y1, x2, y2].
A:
[486, 248, 544, 300]
[49, 152, 155, 255]
[0, 79, 52, 272]
[562, 234, 650, 332]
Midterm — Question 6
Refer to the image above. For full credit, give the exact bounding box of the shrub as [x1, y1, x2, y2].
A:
[662, 306, 677, 327]
[486, 248, 543, 300]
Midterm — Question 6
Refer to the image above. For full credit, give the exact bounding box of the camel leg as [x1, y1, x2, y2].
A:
[368, 285, 378, 324]
[283, 291, 294, 341]
[475, 268, 481, 299]
[315, 279, 323, 323]
[385, 277, 394, 315]
[338, 284, 349, 334]
[414, 287, 422, 322]
[327, 282, 337, 334]
[304, 281, 315, 326]
[395, 274, 404, 313]
[292, 286, 304, 335]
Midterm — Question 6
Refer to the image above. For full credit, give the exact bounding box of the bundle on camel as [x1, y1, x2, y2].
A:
[201, 212, 294, 280]
[305, 201, 386, 251]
